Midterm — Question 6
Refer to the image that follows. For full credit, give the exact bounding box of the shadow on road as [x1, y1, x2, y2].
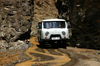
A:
[37, 42, 69, 49]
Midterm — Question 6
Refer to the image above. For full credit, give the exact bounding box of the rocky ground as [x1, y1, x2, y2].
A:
[0, 49, 31, 66]
[30, 47, 100, 66]
[0, 42, 100, 66]
[59, 47, 100, 66]
[1, 37, 100, 66]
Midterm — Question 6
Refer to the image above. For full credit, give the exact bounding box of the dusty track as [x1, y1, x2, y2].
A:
[15, 37, 71, 66]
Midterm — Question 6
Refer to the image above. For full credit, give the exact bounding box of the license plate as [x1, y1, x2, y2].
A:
[51, 37, 60, 40]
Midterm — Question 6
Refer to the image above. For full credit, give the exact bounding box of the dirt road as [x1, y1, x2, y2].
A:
[15, 37, 100, 66]
[15, 37, 71, 66]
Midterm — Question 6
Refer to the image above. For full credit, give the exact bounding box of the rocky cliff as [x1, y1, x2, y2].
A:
[0, 0, 34, 50]
[68, 0, 100, 49]
[31, 0, 58, 35]
[0, 0, 100, 50]
[54, 0, 100, 50]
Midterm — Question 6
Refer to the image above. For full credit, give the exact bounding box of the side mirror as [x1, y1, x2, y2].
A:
[37, 27, 39, 29]
[67, 24, 71, 28]
[36, 25, 40, 29]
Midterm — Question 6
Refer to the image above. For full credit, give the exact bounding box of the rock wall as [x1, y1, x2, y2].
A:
[68, 0, 100, 49]
[55, 0, 100, 50]
[0, 0, 34, 50]
[55, 0, 69, 20]
[31, 0, 58, 36]
[1, 0, 100, 50]
[33, 0, 58, 22]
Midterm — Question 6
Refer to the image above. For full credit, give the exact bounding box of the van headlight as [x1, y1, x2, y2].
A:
[62, 31, 66, 35]
[45, 32, 49, 36]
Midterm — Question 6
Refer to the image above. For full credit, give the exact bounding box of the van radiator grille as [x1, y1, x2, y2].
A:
[50, 34, 61, 38]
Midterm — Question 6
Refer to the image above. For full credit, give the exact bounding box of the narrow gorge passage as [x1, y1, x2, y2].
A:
[15, 37, 71, 66]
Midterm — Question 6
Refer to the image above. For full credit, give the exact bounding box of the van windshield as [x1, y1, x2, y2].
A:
[43, 21, 65, 29]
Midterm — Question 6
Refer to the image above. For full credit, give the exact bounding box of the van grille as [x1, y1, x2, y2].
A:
[50, 34, 61, 38]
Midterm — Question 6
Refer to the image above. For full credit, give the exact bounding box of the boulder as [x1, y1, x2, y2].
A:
[0, 40, 8, 50]
[9, 40, 29, 50]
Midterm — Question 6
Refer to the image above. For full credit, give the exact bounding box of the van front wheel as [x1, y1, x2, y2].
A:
[40, 41, 45, 48]
[62, 40, 66, 48]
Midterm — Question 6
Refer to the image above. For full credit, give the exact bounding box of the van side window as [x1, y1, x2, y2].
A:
[38, 22, 42, 29]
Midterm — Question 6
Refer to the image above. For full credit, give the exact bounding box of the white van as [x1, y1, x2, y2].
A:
[37, 19, 71, 47]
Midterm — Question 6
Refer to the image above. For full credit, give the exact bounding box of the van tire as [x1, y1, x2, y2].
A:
[40, 41, 45, 48]
[61, 40, 66, 48]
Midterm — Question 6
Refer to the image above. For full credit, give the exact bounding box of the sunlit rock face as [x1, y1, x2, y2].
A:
[33, 0, 58, 22]
[0, 0, 34, 50]
[31, 0, 58, 36]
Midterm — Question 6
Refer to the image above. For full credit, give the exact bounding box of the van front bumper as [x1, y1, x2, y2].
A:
[41, 38, 69, 41]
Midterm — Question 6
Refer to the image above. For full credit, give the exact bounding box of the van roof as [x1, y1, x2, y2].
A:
[39, 19, 66, 22]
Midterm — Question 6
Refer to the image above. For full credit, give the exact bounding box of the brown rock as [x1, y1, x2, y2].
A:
[0, 0, 34, 50]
